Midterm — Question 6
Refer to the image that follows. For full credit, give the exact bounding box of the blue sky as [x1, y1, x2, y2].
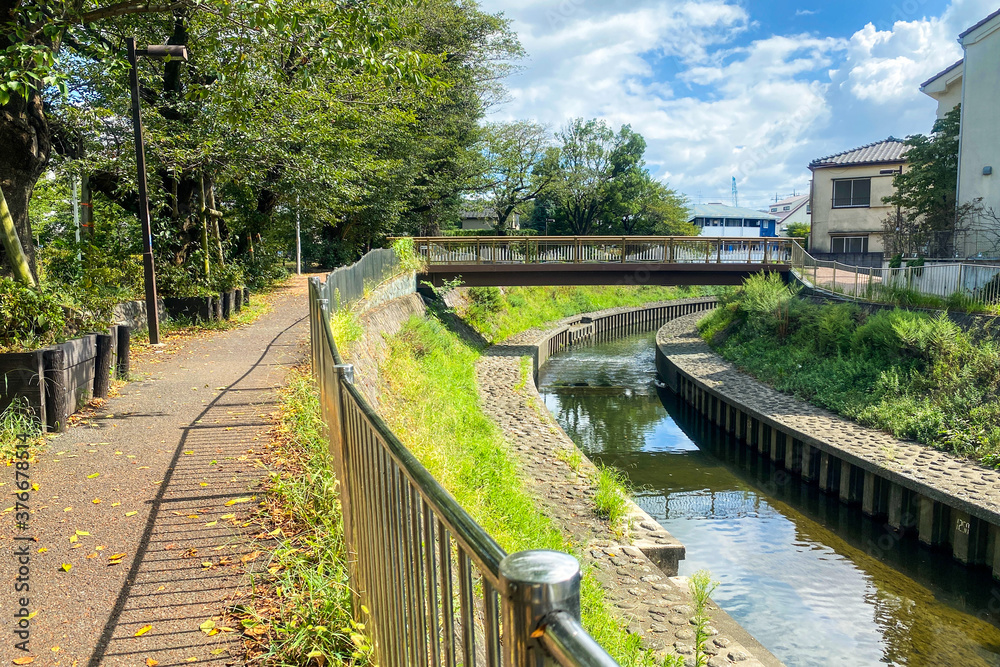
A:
[477, 0, 995, 208]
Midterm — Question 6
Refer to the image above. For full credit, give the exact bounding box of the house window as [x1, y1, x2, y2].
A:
[832, 178, 871, 208]
[831, 236, 869, 253]
[783, 206, 791, 211]
[725, 219, 741, 227]
[770, 207, 778, 212]
[745, 220, 761, 227]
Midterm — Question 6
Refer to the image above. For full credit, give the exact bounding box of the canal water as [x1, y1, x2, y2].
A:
[537, 330, 1000, 667]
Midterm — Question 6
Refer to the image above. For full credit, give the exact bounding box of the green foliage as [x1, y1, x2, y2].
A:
[702, 278, 1000, 465]
[379, 314, 679, 666]
[467, 286, 504, 314]
[260, 366, 371, 665]
[689, 571, 720, 667]
[464, 285, 705, 343]
[330, 309, 363, 351]
[785, 222, 810, 248]
[390, 236, 426, 273]
[593, 465, 631, 537]
[0, 397, 43, 463]
[209, 263, 245, 293]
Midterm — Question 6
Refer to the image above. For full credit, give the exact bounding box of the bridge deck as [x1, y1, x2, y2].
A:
[409, 236, 798, 287]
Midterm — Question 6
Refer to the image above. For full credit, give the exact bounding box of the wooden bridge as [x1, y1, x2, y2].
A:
[410, 236, 802, 287]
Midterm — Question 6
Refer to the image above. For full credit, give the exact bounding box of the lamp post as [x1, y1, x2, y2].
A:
[126, 38, 188, 345]
[545, 218, 554, 236]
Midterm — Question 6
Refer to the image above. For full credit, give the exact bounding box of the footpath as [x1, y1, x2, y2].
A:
[2, 276, 311, 667]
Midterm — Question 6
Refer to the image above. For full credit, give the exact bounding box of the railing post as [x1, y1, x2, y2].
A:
[500, 550, 580, 667]
[621, 236, 626, 263]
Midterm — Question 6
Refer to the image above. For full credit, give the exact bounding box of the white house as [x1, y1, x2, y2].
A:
[919, 8, 1000, 257]
[766, 195, 810, 235]
[688, 203, 779, 238]
[459, 208, 520, 231]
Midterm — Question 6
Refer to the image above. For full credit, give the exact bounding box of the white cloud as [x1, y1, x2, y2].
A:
[795, 9, 819, 16]
[478, 0, 997, 207]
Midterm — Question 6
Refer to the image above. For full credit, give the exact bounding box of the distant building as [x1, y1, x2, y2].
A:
[766, 195, 810, 235]
[459, 208, 520, 231]
[688, 203, 779, 237]
[808, 138, 908, 264]
[919, 8, 1000, 257]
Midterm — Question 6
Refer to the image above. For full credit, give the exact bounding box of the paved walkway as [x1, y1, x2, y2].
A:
[2, 276, 311, 666]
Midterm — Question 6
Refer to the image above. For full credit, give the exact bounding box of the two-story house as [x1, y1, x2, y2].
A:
[688, 203, 779, 238]
[767, 195, 810, 236]
[920, 8, 1000, 257]
[808, 139, 908, 266]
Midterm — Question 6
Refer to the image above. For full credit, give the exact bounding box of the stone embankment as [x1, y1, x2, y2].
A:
[657, 312, 1000, 579]
[476, 299, 781, 667]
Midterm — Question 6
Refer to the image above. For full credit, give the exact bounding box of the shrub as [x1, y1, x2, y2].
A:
[467, 286, 504, 313]
[0, 278, 68, 350]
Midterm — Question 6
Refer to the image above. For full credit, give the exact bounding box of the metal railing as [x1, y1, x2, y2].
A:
[315, 247, 401, 307]
[790, 243, 1000, 307]
[405, 236, 800, 266]
[308, 254, 620, 666]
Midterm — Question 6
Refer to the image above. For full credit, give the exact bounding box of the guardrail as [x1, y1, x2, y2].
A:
[308, 254, 621, 666]
[790, 243, 1000, 307]
[404, 236, 800, 266]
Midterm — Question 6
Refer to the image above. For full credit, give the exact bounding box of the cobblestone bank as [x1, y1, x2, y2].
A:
[478, 303, 781, 667]
[657, 313, 1000, 578]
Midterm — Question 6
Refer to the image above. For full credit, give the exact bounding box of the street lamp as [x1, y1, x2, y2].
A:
[545, 218, 555, 236]
[126, 38, 188, 345]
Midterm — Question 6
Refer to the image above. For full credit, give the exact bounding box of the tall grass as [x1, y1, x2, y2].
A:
[239, 367, 368, 666]
[463, 285, 708, 343]
[0, 398, 43, 462]
[700, 273, 1000, 466]
[378, 314, 681, 666]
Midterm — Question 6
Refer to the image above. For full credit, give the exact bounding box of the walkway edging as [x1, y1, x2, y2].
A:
[657, 312, 1000, 579]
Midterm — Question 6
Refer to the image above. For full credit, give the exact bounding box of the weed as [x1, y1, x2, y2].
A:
[593, 465, 631, 538]
[514, 355, 532, 392]
[330, 308, 363, 351]
[557, 446, 584, 472]
[235, 366, 371, 666]
[689, 570, 720, 667]
[0, 397, 43, 462]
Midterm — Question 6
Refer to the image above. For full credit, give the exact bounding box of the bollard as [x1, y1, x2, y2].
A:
[116, 326, 131, 380]
[500, 550, 581, 667]
[94, 333, 114, 399]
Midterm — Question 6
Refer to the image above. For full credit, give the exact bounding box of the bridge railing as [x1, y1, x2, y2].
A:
[407, 236, 799, 266]
[789, 244, 1000, 307]
[308, 258, 620, 666]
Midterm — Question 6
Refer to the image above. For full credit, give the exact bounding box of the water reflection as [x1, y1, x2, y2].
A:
[538, 332, 1000, 667]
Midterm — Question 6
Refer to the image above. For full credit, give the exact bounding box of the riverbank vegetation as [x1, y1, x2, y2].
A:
[462, 285, 707, 343]
[700, 273, 1000, 466]
[379, 313, 681, 666]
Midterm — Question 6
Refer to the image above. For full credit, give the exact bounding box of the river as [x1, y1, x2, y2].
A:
[537, 330, 1000, 667]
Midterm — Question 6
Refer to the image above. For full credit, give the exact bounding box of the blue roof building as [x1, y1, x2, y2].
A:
[688, 203, 780, 238]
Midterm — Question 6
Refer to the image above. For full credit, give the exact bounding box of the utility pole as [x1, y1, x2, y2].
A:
[71, 175, 81, 263]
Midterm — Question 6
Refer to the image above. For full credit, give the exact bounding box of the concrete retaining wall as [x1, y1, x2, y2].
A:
[657, 312, 1000, 580]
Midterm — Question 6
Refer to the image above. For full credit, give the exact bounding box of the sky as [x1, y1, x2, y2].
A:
[476, 0, 999, 209]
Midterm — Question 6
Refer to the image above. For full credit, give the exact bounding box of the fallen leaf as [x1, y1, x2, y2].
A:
[205, 521, 217, 527]
[220, 514, 235, 520]
[125, 511, 138, 517]
[12, 657, 35, 665]
[240, 551, 260, 563]
[87, 473, 99, 479]
[134, 624, 152, 637]
[60, 563, 72, 572]
[146, 659, 159, 667]
[224, 497, 251, 506]
[76, 530, 89, 536]
[201, 561, 213, 568]
[92, 499, 102, 504]
[37, 548, 47, 553]
[210, 648, 226, 655]
[69, 535, 77, 544]
[199, 619, 216, 634]
[63, 507, 72, 512]
[111, 502, 121, 507]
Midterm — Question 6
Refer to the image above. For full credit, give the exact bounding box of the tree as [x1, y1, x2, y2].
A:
[476, 120, 557, 235]
[882, 106, 969, 257]
[785, 221, 811, 249]
[552, 119, 645, 235]
[0, 0, 438, 279]
[603, 169, 693, 236]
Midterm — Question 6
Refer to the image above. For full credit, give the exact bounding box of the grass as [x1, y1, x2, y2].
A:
[462, 285, 708, 343]
[378, 313, 681, 667]
[593, 465, 632, 538]
[0, 397, 44, 463]
[701, 272, 1000, 466]
[689, 570, 720, 667]
[231, 365, 368, 666]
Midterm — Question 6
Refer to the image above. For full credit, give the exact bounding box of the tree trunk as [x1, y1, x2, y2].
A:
[0, 88, 50, 280]
[0, 183, 36, 285]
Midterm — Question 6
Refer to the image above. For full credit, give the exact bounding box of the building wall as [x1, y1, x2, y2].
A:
[958, 18, 1000, 256]
[777, 205, 810, 235]
[809, 164, 901, 253]
[934, 80, 963, 119]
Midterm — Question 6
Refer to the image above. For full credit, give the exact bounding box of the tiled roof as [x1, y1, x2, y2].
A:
[688, 203, 779, 221]
[766, 195, 809, 222]
[959, 7, 1000, 39]
[809, 138, 908, 168]
[459, 208, 497, 219]
[920, 59, 964, 89]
